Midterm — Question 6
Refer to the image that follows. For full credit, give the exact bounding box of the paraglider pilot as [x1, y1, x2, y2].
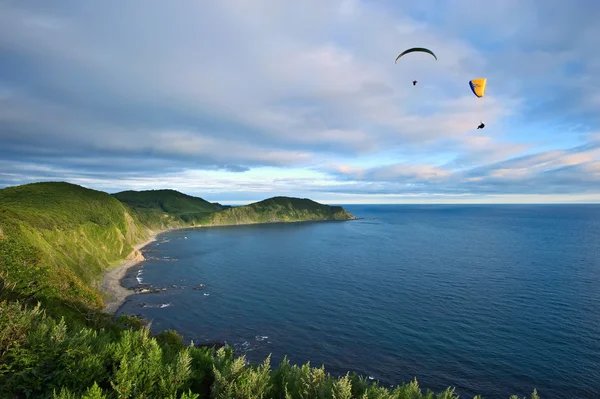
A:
[413, 80, 417, 86]
[477, 122, 485, 129]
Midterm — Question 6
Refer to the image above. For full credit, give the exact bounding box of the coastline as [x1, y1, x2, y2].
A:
[101, 233, 161, 314]
[100, 217, 357, 315]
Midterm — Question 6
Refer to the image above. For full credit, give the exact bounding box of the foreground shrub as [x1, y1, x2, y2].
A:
[0, 301, 541, 399]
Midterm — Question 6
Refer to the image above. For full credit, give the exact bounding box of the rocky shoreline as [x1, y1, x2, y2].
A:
[101, 235, 158, 314]
[101, 216, 358, 314]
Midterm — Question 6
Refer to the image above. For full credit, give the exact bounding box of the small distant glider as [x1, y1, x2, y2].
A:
[470, 78, 487, 128]
[395, 47, 438, 63]
[396, 48, 436, 86]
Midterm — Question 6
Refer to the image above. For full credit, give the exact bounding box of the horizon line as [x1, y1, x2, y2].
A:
[4, 181, 600, 206]
[225, 201, 600, 206]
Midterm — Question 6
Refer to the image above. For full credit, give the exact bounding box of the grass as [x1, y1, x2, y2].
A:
[203, 196, 355, 226]
[112, 189, 222, 216]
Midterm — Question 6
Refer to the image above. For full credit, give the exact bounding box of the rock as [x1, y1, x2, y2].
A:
[126, 248, 146, 262]
[135, 287, 163, 294]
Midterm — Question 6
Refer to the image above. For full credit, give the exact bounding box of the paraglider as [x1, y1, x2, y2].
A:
[395, 48, 438, 63]
[469, 78, 487, 98]
[395, 47, 437, 86]
[469, 78, 487, 128]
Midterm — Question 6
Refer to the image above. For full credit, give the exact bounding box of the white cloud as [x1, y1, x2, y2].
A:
[1, 0, 600, 201]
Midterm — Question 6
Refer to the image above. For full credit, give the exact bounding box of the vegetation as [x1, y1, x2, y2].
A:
[211, 202, 233, 210]
[202, 197, 355, 226]
[113, 189, 222, 225]
[0, 181, 541, 398]
[0, 182, 149, 322]
[0, 301, 541, 399]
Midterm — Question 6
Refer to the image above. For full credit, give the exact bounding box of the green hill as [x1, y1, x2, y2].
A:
[113, 189, 222, 214]
[0, 182, 150, 316]
[113, 189, 223, 225]
[204, 196, 355, 225]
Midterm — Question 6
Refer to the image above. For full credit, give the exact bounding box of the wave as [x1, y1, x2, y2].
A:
[139, 302, 172, 309]
[136, 269, 144, 284]
[232, 335, 271, 353]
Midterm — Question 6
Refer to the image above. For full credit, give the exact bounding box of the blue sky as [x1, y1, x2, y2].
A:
[1, 0, 600, 204]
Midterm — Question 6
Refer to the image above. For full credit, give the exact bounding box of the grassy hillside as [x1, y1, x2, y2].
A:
[113, 189, 222, 225]
[0, 182, 152, 318]
[203, 196, 355, 225]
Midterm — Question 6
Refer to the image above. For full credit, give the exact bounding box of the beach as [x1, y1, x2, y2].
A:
[100, 218, 351, 314]
[101, 233, 160, 314]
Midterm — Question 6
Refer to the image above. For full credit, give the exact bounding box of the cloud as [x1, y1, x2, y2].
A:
[322, 137, 600, 196]
[327, 162, 451, 182]
[1, 0, 599, 202]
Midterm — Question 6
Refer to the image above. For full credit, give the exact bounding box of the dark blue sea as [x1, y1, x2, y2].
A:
[117, 205, 600, 399]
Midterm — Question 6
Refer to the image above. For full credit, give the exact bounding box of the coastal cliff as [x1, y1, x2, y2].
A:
[0, 181, 355, 315]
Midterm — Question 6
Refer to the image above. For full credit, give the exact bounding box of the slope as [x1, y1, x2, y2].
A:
[204, 196, 355, 225]
[0, 182, 155, 318]
[113, 189, 223, 226]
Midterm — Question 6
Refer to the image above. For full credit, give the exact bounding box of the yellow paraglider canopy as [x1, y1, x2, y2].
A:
[469, 78, 487, 98]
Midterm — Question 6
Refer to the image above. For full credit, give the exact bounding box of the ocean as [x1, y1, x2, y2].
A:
[117, 205, 600, 398]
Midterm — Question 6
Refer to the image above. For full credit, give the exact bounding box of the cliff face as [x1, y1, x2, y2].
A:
[0, 182, 150, 312]
[126, 248, 146, 262]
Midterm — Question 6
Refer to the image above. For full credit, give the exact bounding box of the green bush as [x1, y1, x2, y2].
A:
[0, 301, 542, 399]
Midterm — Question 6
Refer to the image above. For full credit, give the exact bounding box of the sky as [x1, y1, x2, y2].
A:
[1, 0, 600, 204]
